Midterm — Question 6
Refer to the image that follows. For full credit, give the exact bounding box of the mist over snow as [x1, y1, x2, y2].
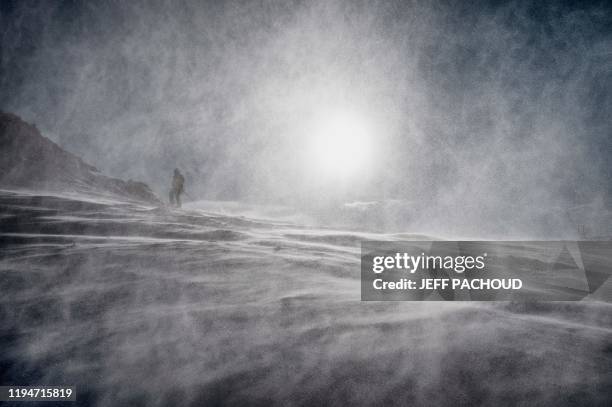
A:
[2, 2, 612, 406]
[1, 0, 611, 237]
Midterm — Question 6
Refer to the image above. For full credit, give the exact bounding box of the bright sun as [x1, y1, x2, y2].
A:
[310, 110, 372, 179]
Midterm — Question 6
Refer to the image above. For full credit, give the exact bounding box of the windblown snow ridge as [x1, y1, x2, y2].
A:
[0, 112, 160, 204]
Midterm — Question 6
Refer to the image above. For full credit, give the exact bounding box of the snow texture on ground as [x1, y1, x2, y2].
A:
[1, 189, 611, 406]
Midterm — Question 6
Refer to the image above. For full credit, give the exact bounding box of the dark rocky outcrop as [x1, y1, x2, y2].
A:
[0, 112, 160, 204]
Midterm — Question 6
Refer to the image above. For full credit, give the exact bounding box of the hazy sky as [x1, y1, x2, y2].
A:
[1, 0, 611, 217]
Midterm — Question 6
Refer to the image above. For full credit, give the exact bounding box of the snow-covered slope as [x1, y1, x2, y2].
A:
[0, 112, 160, 204]
[1, 189, 611, 406]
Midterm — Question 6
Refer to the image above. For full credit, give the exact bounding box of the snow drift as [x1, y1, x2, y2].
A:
[1, 189, 611, 406]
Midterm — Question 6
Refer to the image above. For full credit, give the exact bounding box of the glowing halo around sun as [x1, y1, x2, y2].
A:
[308, 109, 372, 179]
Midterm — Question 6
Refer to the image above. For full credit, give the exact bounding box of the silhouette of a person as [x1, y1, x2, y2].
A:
[169, 168, 185, 208]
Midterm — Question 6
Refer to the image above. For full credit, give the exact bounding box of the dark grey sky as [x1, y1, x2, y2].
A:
[1, 0, 611, 214]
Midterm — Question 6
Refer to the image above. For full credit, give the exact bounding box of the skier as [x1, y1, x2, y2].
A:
[169, 168, 185, 208]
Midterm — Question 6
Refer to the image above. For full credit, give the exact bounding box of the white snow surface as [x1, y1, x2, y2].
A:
[1, 189, 611, 406]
